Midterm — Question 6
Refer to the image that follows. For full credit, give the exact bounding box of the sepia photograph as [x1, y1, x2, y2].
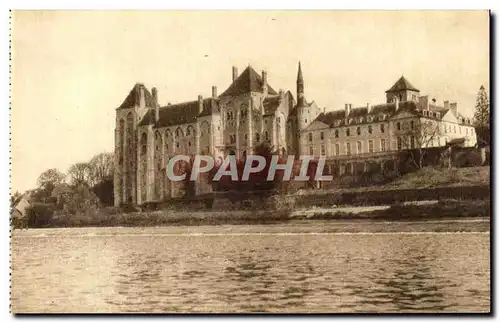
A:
[9, 10, 490, 314]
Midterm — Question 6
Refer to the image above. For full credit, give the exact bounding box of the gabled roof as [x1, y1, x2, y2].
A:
[386, 76, 420, 93]
[312, 101, 421, 127]
[316, 110, 345, 125]
[117, 83, 157, 109]
[220, 66, 277, 97]
[263, 95, 281, 115]
[139, 98, 220, 127]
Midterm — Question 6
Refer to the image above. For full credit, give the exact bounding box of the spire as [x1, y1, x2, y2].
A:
[297, 61, 304, 84]
[296, 61, 305, 107]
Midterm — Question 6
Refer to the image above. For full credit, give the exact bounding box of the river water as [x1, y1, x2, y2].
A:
[11, 220, 490, 313]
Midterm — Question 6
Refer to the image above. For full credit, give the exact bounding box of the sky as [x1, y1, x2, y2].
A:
[11, 10, 489, 193]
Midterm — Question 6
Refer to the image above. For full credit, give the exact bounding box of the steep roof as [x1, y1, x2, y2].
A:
[117, 83, 157, 109]
[139, 98, 220, 127]
[386, 76, 420, 93]
[311, 101, 420, 127]
[220, 66, 277, 97]
[263, 95, 281, 115]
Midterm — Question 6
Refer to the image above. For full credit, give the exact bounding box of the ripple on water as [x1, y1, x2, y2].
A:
[10, 226, 490, 313]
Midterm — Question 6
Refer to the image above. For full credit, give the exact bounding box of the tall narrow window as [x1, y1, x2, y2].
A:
[320, 132, 324, 140]
[346, 128, 350, 136]
[335, 143, 340, 156]
[368, 140, 374, 153]
[357, 127, 361, 136]
[357, 141, 362, 154]
[309, 146, 314, 155]
[368, 125, 372, 134]
[397, 137, 402, 150]
[380, 124, 385, 133]
[321, 145, 325, 155]
[308, 133, 313, 142]
[381, 139, 386, 152]
[335, 130, 339, 138]
[346, 143, 351, 155]
[397, 122, 401, 131]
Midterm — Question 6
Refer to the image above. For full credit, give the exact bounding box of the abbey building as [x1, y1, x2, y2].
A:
[114, 63, 477, 206]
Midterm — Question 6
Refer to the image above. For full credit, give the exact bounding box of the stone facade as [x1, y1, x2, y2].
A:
[301, 76, 477, 176]
[114, 64, 304, 206]
[114, 64, 477, 206]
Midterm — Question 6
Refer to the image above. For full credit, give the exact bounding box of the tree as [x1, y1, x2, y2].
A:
[88, 152, 114, 186]
[68, 163, 91, 186]
[35, 168, 66, 201]
[10, 190, 22, 207]
[399, 119, 442, 169]
[473, 85, 490, 128]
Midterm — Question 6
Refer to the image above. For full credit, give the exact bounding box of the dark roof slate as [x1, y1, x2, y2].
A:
[263, 95, 281, 115]
[311, 101, 421, 127]
[138, 98, 220, 127]
[220, 66, 277, 97]
[117, 83, 157, 109]
[386, 76, 420, 93]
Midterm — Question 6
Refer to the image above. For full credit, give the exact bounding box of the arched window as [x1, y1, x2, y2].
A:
[140, 133, 147, 155]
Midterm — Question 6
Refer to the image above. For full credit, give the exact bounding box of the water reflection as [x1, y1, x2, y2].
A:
[11, 225, 490, 313]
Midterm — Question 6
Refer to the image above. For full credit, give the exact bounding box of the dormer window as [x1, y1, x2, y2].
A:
[436, 112, 441, 118]
[349, 119, 354, 124]
[358, 117, 363, 123]
[423, 110, 428, 116]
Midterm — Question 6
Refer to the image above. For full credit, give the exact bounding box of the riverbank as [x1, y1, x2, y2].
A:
[13, 198, 490, 229]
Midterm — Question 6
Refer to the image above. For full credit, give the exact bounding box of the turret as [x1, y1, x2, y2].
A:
[297, 61, 305, 107]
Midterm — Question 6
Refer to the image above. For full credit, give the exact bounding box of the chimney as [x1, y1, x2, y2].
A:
[367, 102, 371, 114]
[345, 103, 351, 118]
[444, 100, 450, 110]
[450, 102, 458, 116]
[232, 66, 238, 82]
[138, 85, 146, 109]
[152, 87, 159, 122]
[212, 86, 217, 98]
[152, 87, 158, 103]
[262, 70, 268, 89]
[198, 95, 203, 114]
[395, 96, 400, 111]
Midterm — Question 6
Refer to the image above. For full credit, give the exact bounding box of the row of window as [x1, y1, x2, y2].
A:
[307, 124, 386, 142]
[308, 139, 388, 156]
[227, 131, 270, 144]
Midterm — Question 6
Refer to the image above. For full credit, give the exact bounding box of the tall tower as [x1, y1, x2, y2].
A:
[297, 61, 305, 107]
[295, 61, 311, 155]
[296, 62, 310, 132]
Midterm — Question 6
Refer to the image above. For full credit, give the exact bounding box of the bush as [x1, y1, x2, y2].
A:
[26, 204, 55, 228]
